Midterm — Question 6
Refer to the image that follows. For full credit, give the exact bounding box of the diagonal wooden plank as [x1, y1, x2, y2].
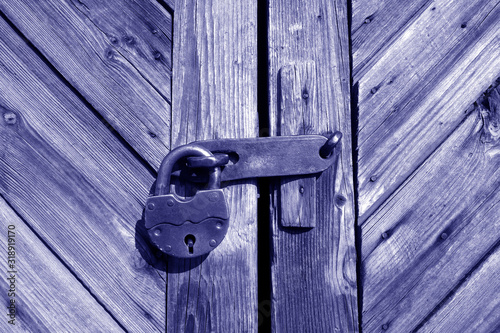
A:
[416, 240, 500, 333]
[0, 197, 124, 332]
[166, 0, 258, 331]
[268, 0, 358, 331]
[360, 85, 500, 332]
[352, 0, 433, 79]
[0, 0, 173, 167]
[355, 0, 500, 220]
[0, 16, 165, 331]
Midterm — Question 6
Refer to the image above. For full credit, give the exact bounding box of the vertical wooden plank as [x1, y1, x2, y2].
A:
[167, 0, 258, 331]
[269, 0, 358, 332]
[279, 61, 319, 228]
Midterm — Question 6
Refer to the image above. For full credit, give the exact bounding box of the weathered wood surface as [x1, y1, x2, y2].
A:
[279, 62, 318, 228]
[417, 240, 500, 333]
[354, 0, 500, 220]
[352, 0, 432, 78]
[166, 0, 258, 331]
[361, 85, 500, 332]
[268, 1, 358, 331]
[0, 16, 166, 331]
[353, 0, 500, 330]
[0, 197, 124, 332]
[0, 0, 173, 167]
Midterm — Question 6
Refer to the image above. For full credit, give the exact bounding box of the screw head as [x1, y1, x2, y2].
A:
[299, 186, 305, 194]
[154, 229, 161, 236]
[166, 199, 175, 207]
[147, 203, 155, 210]
[165, 245, 172, 252]
[216, 222, 222, 229]
[209, 239, 217, 247]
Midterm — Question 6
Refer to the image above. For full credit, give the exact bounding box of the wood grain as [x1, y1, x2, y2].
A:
[166, 0, 258, 331]
[360, 85, 500, 332]
[352, 0, 432, 79]
[416, 241, 500, 333]
[279, 62, 318, 228]
[0, 0, 173, 167]
[268, 0, 358, 331]
[0, 17, 166, 331]
[355, 0, 500, 220]
[0, 197, 124, 333]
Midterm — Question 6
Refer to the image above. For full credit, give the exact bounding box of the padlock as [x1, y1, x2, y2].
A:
[145, 145, 229, 258]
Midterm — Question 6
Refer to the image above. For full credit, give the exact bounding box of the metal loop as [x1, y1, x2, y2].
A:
[320, 131, 342, 158]
[155, 145, 221, 196]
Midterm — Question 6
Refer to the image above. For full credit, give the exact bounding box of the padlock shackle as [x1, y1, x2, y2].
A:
[155, 145, 221, 196]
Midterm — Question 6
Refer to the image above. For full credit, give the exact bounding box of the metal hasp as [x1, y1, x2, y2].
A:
[145, 145, 229, 258]
[184, 132, 342, 182]
[145, 132, 341, 258]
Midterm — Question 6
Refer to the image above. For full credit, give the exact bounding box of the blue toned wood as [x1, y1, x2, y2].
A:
[0, 16, 165, 331]
[0, 0, 173, 168]
[360, 84, 500, 332]
[417, 240, 500, 333]
[355, 0, 500, 221]
[279, 62, 318, 228]
[167, 0, 259, 331]
[352, 0, 433, 79]
[0, 197, 124, 332]
[268, 0, 358, 331]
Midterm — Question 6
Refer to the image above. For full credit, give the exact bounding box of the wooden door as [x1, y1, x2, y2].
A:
[0, 0, 356, 331]
[352, 0, 500, 332]
[1, 0, 499, 332]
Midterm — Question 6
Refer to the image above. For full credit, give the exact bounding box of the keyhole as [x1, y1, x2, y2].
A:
[184, 234, 196, 254]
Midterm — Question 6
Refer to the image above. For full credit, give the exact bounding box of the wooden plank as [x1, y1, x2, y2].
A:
[279, 61, 318, 228]
[355, 0, 500, 220]
[0, 17, 166, 331]
[360, 85, 500, 332]
[268, 1, 358, 331]
[351, 0, 432, 79]
[0, 197, 124, 332]
[166, 0, 258, 331]
[0, 0, 173, 167]
[416, 242, 500, 333]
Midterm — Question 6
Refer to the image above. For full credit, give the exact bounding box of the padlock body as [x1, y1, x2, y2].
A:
[145, 189, 229, 258]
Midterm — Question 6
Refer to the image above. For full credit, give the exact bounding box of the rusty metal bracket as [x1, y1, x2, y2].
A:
[171, 133, 341, 182]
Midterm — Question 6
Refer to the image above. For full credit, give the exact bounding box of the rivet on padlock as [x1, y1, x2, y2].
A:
[144, 145, 229, 258]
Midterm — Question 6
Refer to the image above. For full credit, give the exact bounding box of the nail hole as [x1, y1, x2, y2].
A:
[302, 89, 309, 100]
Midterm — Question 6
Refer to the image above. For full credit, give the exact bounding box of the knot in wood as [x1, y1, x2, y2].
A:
[3, 111, 17, 125]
